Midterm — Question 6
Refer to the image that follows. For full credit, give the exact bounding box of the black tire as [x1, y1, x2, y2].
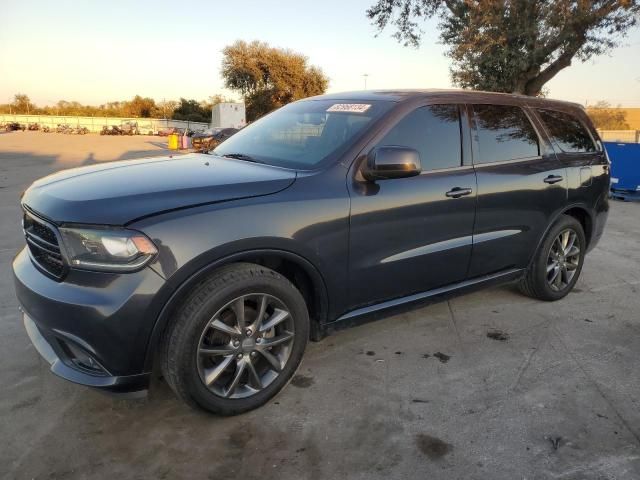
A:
[161, 263, 309, 415]
[519, 215, 586, 301]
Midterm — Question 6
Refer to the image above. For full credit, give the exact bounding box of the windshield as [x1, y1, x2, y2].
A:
[213, 99, 394, 169]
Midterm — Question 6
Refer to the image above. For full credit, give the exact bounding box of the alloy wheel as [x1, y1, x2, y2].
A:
[196, 294, 295, 399]
[546, 228, 580, 292]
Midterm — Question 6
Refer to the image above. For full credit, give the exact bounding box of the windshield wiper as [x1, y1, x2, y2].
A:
[220, 153, 263, 164]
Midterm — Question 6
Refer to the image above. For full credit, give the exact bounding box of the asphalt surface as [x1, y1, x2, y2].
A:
[1, 131, 640, 479]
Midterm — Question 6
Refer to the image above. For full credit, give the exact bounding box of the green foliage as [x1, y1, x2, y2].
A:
[9, 94, 36, 114]
[0, 94, 230, 122]
[124, 95, 156, 118]
[367, 0, 640, 96]
[221, 40, 329, 121]
[171, 98, 212, 123]
[586, 101, 630, 130]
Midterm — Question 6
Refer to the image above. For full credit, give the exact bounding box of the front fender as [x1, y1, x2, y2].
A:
[129, 183, 351, 372]
[141, 247, 330, 372]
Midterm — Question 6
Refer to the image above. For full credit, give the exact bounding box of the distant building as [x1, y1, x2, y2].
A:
[211, 103, 246, 129]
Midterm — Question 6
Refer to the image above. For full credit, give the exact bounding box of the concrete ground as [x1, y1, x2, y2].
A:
[1, 131, 640, 479]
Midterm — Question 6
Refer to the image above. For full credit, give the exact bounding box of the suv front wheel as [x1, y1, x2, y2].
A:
[161, 263, 309, 415]
[519, 214, 586, 301]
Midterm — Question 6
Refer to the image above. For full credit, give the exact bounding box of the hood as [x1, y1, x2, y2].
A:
[22, 153, 297, 225]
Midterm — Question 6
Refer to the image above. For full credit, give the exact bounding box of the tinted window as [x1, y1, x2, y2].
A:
[473, 105, 539, 163]
[536, 109, 596, 153]
[377, 105, 461, 170]
[214, 100, 394, 169]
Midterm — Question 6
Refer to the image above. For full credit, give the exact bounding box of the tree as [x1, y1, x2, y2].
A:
[123, 95, 156, 118]
[221, 40, 329, 120]
[11, 94, 36, 114]
[201, 94, 231, 112]
[171, 98, 211, 123]
[155, 99, 179, 119]
[586, 101, 629, 129]
[0, 93, 230, 119]
[367, 0, 640, 96]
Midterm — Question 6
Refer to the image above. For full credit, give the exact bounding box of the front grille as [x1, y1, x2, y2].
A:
[23, 210, 66, 279]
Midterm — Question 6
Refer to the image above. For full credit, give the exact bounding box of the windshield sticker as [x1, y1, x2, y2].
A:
[327, 103, 371, 114]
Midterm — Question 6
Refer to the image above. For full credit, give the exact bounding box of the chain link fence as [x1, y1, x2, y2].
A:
[0, 114, 209, 134]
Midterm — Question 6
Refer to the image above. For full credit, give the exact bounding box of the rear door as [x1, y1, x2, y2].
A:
[467, 103, 568, 277]
[533, 107, 609, 248]
[348, 103, 477, 308]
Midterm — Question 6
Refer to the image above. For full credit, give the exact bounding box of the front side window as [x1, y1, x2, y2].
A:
[473, 104, 540, 163]
[213, 100, 394, 169]
[536, 109, 596, 153]
[376, 104, 462, 171]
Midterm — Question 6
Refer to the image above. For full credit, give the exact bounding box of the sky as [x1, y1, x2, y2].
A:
[1, 0, 639, 108]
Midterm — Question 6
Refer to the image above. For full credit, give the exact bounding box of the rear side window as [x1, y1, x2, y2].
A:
[536, 109, 596, 153]
[472, 104, 540, 163]
[377, 104, 461, 170]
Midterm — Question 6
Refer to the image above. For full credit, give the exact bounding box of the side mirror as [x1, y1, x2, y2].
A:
[362, 146, 422, 181]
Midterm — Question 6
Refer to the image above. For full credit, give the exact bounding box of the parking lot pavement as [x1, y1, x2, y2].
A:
[1, 131, 640, 479]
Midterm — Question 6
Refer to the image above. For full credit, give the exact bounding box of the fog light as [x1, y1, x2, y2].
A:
[63, 341, 107, 375]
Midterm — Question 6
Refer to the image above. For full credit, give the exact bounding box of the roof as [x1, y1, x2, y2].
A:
[306, 89, 583, 109]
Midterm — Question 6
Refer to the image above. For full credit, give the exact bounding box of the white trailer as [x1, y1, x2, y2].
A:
[211, 103, 246, 129]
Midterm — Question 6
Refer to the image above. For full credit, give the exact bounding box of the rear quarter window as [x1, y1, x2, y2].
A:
[536, 109, 596, 153]
[472, 104, 540, 163]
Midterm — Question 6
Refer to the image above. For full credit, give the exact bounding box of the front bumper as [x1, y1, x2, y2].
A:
[13, 247, 166, 395]
[23, 312, 150, 396]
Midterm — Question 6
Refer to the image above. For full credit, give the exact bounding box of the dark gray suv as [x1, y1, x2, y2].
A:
[13, 90, 610, 414]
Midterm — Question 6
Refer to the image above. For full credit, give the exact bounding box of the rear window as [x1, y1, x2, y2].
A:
[536, 109, 596, 153]
[472, 104, 540, 163]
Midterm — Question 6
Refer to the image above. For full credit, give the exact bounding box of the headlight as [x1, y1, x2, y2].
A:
[58, 227, 157, 272]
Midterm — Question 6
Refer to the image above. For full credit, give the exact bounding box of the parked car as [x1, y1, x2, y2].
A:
[100, 125, 123, 136]
[13, 90, 609, 415]
[157, 126, 179, 137]
[5, 122, 25, 131]
[69, 126, 89, 135]
[191, 127, 239, 152]
[120, 121, 140, 136]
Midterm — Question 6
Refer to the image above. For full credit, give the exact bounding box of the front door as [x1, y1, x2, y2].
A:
[348, 104, 477, 308]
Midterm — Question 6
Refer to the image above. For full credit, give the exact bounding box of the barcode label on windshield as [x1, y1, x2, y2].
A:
[327, 104, 371, 113]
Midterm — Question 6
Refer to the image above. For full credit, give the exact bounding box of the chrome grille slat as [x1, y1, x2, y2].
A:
[22, 210, 66, 279]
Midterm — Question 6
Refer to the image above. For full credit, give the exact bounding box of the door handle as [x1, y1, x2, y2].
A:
[445, 187, 473, 198]
[544, 175, 564, 185]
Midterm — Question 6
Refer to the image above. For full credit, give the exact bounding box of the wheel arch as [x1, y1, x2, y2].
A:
[529, 203, 595, 268]
[562, 205, 594, 249]
[143, 249, 329, 372]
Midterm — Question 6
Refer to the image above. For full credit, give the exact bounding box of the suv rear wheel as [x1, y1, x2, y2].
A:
[161, 263, 309, 415]
[519, 214, 586, 301]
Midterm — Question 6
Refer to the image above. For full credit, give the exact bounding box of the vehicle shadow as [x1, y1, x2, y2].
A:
[147, 140, 170, 149]
[0, 150, 58, 169]
[116, 149, 173, 161]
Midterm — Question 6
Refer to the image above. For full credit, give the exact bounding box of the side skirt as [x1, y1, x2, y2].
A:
[323, 268, 524, 335]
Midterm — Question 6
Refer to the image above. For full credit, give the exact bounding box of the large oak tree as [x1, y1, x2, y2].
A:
[367, 0, 640, 96]
[221, 40, 329, 120]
